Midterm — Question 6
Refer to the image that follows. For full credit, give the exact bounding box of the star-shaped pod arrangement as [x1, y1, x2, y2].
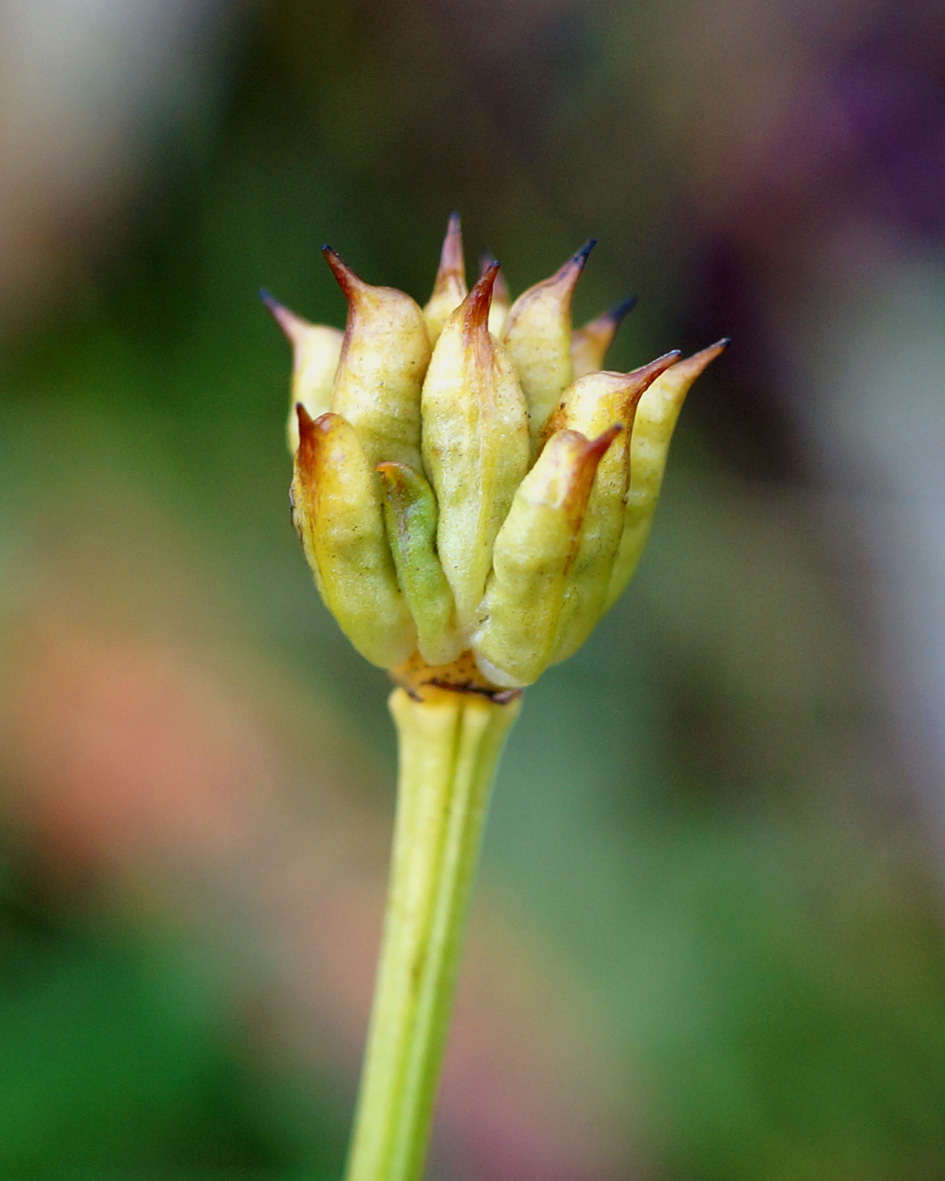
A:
[267, 215, 726, 694]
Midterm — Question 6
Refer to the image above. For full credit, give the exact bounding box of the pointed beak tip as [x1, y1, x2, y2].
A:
[576, 238, 597, 266]
[612, 294, 637, 323]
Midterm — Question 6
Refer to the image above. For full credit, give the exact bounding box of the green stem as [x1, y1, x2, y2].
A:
[344, 684, 521, 1181]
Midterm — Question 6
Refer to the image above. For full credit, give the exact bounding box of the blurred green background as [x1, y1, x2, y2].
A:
[3, 0, 945, 1177]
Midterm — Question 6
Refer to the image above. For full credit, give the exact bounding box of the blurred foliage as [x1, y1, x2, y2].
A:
[0, 840, 345, 1179]
[3, 0, 945, 1178]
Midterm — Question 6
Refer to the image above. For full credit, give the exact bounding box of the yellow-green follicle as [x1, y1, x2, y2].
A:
[324, 246, 432, 472]
[377, 462, 462, 667]
[473, 428, 617, 688]
[501, 240, 594, 447]
[604, 340, 729, 612]
[547, 353, 680, 663]
[422, 214, 467, 346]
[293, 407, 417, 668]
[263, 292, 344, 452]
[421, 264, 530, 633]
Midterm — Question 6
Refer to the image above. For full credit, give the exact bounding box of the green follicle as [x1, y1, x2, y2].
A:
[377, 461, 462, 667]
[293, 406, 417, 668]
[604, 339, 729, 612]
[545, 353, 681, 662]
[323, 246, 432, 472]
[421, 263, 530, 633]
[271, 230, 725, 696]
[472, 425, 619, 688]
[502, 239, 595, 446]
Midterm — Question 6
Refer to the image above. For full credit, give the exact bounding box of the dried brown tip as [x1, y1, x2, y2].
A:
[322, 245, 366, 300]
[295, 406, 338, 490]
[480, 252, 510, 304]
[463, 260, 500, 332]
[433, 213, 465, 291]
[587, 422, 623, 459]
[555, 423, 617, 514]
[493, 266, 510, 306]
[573, 420, 619, 499]
[261, 290, 310, 344]
[295, 400, 315, 435]
[295, 402, 335, 444]
[294, 403, 317, 476]
[631, 349, 683, 387]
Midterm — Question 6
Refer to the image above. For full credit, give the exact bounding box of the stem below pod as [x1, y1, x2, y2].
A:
[344, 684, 521, 1181]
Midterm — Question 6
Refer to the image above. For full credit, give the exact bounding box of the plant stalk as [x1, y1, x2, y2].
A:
[344, 683, 521, 1181]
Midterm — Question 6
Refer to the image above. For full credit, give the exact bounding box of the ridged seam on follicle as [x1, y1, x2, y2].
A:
[376, 460, 462, 667]
[472, 425, 620, 688]
[546, 353, 680, 664]
[421, 262, 530, 636]
[293, 405, 417, 668]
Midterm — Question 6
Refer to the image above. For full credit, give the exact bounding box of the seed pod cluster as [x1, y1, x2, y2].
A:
[268, 216, 726, 689]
